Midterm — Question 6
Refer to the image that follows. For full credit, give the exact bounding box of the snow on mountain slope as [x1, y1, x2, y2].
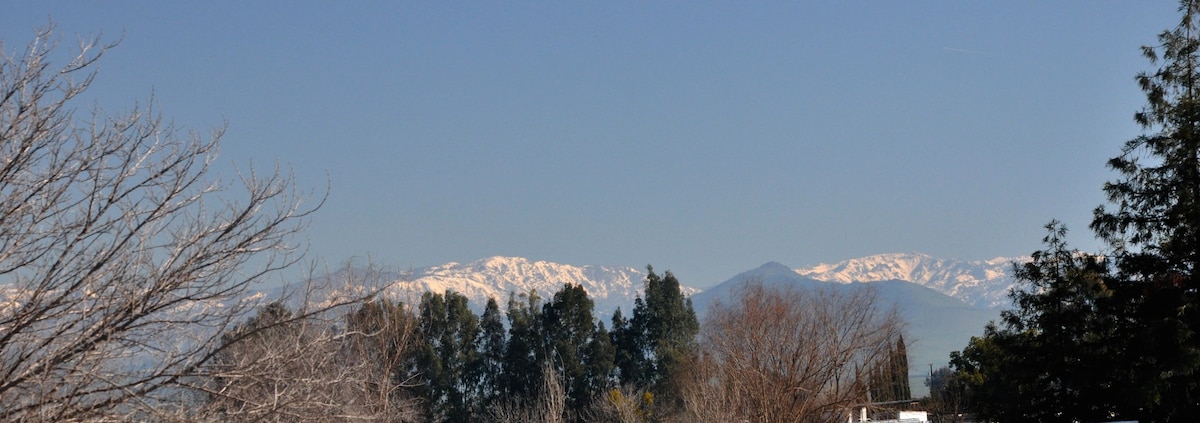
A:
[382, 256, 691, 315]
[794, 253, 1021, 309]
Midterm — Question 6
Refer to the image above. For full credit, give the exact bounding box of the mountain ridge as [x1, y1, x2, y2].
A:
[379, 256, 696, 315]
[794, 252, 1022, 309]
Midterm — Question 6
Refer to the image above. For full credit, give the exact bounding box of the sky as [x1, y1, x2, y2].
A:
[0, 2, 1183, 288]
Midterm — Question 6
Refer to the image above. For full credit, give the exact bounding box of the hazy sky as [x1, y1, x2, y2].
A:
[1, 2, 1181, 288]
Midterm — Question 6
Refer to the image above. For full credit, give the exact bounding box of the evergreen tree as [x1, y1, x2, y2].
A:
[586, 321, 617, 400]
[415, 290, 481, 422]
[210, 301, 296, 407]
[950, 224, 1129, 422]
[1089, 2, 1200, 418]
[620, 266, 699, 412]
[894, 335, 911, 401]
[500, 290, 544, 401]
[472, 297, 507, 414]
[869, 335, 911, 403]
[951, 4, 1200, 417]
[540, 283, 615, 416]
[609, 306, 642, 385]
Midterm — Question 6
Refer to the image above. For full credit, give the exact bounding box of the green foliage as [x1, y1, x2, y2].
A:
[501, 289, 545, 402]
[609, 307, 642, 388]
[587, 321, 617, 402]
[950, 225, 1131, 421]
[540, 283, 614, 413]
[228, 301, 295, 341]
[416, 290, 482, 422]
[894, 336, 911, 400]
[951, 2, 1200, 421]
[870, 335, 911, 402]
[391, 268, 693, 421]
[473, 297, 507, 411]
[209, 301, 297, 411]
[611, 266, 699, 415]
[1094, 0, 1200, 276]
[1089, 4, 1200, 416]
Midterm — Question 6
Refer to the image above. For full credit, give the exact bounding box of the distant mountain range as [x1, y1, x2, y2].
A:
[372, 253, 1021, 312]
[362, 253, 1024, 397]
[377, 256, 698, 316]
[3, 252, 1021, 397]
[794, 252, 1022, 309]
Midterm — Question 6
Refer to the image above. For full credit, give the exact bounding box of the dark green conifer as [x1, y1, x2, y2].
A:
[472, 297, 507, 413]
[500, 290, 544, 400]
[415, 290, 480, 422]
[621, 266, 699, 412]
[952, 4, 1200, 419]
[540, 283, 615, 416]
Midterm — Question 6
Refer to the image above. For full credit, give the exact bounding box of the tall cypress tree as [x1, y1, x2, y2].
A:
[868, 335, 911, 403]
[892, 335, 911, 401]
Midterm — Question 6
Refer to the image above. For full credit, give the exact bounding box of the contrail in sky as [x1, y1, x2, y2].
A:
[942, 46, 992, 55]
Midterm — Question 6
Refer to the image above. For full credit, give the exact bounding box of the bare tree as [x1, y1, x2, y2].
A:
[341, 296, 424, 421]
[685, 281, 904, 423]
[190, 293, 424, 423]
[675, 353, 741, 423]
[0, 26, 348, 421]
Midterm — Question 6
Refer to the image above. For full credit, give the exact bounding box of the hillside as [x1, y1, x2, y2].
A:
[691, 262, 1000, 397]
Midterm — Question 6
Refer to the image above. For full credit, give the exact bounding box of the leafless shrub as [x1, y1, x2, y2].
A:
[188, 279, 423, 423]
[487, 361, 566, 423]
[586, 384, 652, 423]
[686, 281, 904, 423]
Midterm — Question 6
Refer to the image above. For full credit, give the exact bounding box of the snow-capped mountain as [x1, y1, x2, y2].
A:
[794, 253, 1021, 309]
[381, 256, 689, 315]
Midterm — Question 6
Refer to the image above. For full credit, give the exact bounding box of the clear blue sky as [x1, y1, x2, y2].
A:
[1, 2, 1181, 288]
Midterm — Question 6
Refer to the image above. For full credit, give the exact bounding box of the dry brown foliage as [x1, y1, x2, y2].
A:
[683, 281, 904, 423]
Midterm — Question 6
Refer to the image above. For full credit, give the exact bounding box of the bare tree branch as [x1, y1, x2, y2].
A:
[683, 281, 904, 423]
[0, 26, 366, 422]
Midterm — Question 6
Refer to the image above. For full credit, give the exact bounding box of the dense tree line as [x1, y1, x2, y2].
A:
[404, 267, 698, 422]
[212, 268, 911, 423]
[209, 267, 701, 422]
[941, 1, 1200, 421]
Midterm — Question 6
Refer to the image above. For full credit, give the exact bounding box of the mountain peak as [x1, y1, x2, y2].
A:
[754, 261, 795, 272]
